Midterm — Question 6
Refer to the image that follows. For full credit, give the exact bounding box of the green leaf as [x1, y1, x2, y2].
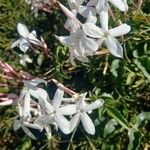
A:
[134, 112, 150, 128]
[127, 128, 142, 150]
[134, 59, 150, 80]
[103, 119, 118, 138]
[126, 72, 136, 85]
[106, 107, 129, 130]
[110, 59, 120, 77]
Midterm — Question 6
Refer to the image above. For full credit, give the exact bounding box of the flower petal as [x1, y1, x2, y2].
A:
[85, 99, 104, 112]
[81, 112, 95, 135]
[19, 38, 30, 53]
[109, 24, 131, 37]
[54, 113, 71, 134]
[70, 113, 80, 132]
[22, 125, 36, 139]
[87, 0, 98, 6]
[28, 33, 42, 46]
[58, 104, 77, 115]
[52, 87, 64, 108]
[105, 37, 123, 58]
[11, 39, 21, 48]
[82, 23, 104, 38]
[24, 122, 43, 130]
[13, 119, 21, 131]
[100, 10, 109, 31]
[56, 35, 74, 46]
[17, 23, 29, 38]
[22, 92, 31, 117]
[29, 88, 54, 113]
[81, 36, 99, 53]
[25, 78, 47, 89]
[108, 0, 126, 11]
[95, 0, 108, 14]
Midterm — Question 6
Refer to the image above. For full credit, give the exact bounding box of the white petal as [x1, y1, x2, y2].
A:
[122, 0, 128, 11]
[25, 78, 47, 89]
[87, 0, 98, 6]
[58, 104, 77, 115]
[108, 0, 126, 11]
[100, 10, 109, 31]
[82, 23, 104, 38]
[54, 113, 71, 134]
[52, 87, 64, 108]
[31, 30, 37, 36]
[81, 36, 99, 52]
[11, 39, 21, 48]
[79, 6, 96, 19]
[13, 119, 21, 131]
[22, 125, 36, 139]
[24, 122, 43, 130]
[22, 92, 30, 117]
[81, 112, 95, 135]
[68, 0, 84, 10]
[62, 97, 76, 103]
[17, 23, 29, 38]
[86, 11, 97, 24]
[56, 35, 74, 46]
[29, 88, 54, 113]
[28, 33, 42, 46]
[105, 37, 123, 58]
[64, 18, 80, 32]
[85, 99, 104, 112]
[109, 24, 131, 37]
[95, 0, 108, 14]
[70, 113, 80, 132]
[19, 39, 29, 53]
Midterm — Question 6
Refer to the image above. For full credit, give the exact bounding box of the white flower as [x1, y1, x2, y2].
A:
[70, 93, 104, 135]
[13, 103, 42, 139]
[32, 87, 77, 134]
[87, 0, 128, 14]
[56, 28, 100, 64]
[11, 23, 42, 53]
[82, 11, 131, 57]
[19, 54, 32, 66]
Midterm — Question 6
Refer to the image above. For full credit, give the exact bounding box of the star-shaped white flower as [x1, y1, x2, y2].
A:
[56, 27, 100, 64]
[70, 93, 104, 135]
[13, 103, 43, 139]
[82, 11, 131, 57]
[11, 23, 42, 53]
[32, 87, 77, 134]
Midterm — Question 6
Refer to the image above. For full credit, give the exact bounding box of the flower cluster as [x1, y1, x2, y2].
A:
[13, 78, 104, 139]
[6, 0, 131, 140]
[56, 0, 131, 65]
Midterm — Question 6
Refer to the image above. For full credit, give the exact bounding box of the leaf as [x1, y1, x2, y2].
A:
[126, 72, 136, 85]
[134, 112, 150, 128]
[103, 119, 118, 138]
[106, 107, 129, 130]
[134, 59, 150, 80]
[110, 59, 120, 77]
[127, 128, 142, 150]
[101, 93, 114, 100]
